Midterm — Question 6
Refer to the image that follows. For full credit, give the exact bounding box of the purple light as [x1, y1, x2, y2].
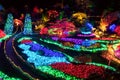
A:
[77, 33, 95, 37]
[52, 37, 83, 44]
[115, 50, 120, 59]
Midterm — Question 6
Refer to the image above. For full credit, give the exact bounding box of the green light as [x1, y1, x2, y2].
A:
[0, 71, 21, 80]
[86, 62, 116, 71]
[0, 35, 11, 42]
[17, 37, 32, 43]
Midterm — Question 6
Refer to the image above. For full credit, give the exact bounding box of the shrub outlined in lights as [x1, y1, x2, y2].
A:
[4, 13, 14, 35]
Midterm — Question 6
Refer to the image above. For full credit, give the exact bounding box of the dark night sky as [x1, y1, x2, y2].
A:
[0, 0, 120, 14]
[0, 0, 119, 8]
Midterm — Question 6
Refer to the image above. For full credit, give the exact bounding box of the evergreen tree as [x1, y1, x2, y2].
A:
[23, 14, 32, 34]
[4, 13, 14, 35]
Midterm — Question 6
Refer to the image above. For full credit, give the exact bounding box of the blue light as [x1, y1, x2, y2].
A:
[85, 22, 93, 29]
[109, 24, 116, 32]
[0, 4, 4, 11]
[18, 42, 69, 67]
[18, 44, 31, 50]
[81, 39, 96, 47]
[21, 48, 69, 67]
[25, 42, 65, 57]
[74, 44, 81, 50]
[80, 22, 93, 34]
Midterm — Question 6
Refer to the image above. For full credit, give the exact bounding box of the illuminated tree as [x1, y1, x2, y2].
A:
[23, 14, 32, 34]
[4, 13, 14, 35]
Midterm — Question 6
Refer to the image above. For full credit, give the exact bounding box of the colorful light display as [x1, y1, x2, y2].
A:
[17, 37, 119, 79]
[1, 9, 120, 79]
[4, 13, 14, 35]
